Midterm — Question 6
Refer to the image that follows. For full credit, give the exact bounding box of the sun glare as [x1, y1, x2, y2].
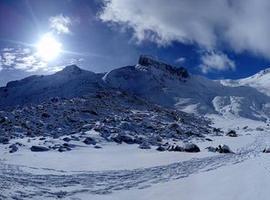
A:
[36, 33, 62, 61]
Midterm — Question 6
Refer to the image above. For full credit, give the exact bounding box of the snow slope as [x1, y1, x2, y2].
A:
[0, 65, 105, 109]
[221, 68, 270, 96]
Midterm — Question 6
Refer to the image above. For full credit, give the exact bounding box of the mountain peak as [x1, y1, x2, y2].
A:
[138, 55, 189, 78]
[60, 65, 83, 75]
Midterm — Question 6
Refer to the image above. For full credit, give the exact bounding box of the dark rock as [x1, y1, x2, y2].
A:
[263, 147, 270, 153]
[94, 145, 102, 149]
[216, 144, 233, 153]
[139, 142, 151, 149]
[205, 138, 213, 141]
[206, 146, 217, 152]
[9, 144, 18, 153]
[156, 146, 166, 152]
[63, 137, 71, 142]
[112, 134, 134, 144]
[50, 97, 59, 103]
[30, 145, 50, 152]
[168, 145, 183, 152]
[83, 137, 97, 145]
[226, 130, 237, 137]
[0, 136, 9, 144]
[256, 127, 264, 131]
[183, 143, 200, 153]
[0, 116, 6, 123]
[41, 112, 50, 118]
[62, 143, 76, 148]
[138, 55, 189, 78]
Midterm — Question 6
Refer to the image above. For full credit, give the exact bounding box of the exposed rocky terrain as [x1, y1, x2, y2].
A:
[0, 89, 211, 153]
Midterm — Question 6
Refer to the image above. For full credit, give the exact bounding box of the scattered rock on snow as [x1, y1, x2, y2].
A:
[0, 136, 9, 144]
[139, 142, 151, 149]
[9, 144, 18, 153]
[183, 143, 200, 153]
[63, 137, 71, 142]
[30, 145, 50, 152]
[256, 127, 264, 131]
[226, 130, 237, 137]
[112, 134, 135, 144]
[263, 147, 270, 153]
[217, 145, 233, 153]
[83, 137, 97, 145]
[168, 145, 183, 152]
[206, 145, 234, 153]
[156, 146, 166, 152]
[206, 146, 217, 152]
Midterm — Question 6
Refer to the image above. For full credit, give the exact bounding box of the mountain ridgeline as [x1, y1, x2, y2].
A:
[1, 55, 270, 121]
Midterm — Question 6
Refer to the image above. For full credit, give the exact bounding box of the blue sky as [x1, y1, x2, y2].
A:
[1, 0, 270, 86]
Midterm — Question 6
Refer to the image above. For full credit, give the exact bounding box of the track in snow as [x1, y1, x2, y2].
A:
[0, 133, 267, 199]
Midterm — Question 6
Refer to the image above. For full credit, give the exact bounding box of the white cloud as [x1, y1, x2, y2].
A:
[0, 47, 49, 72]
[99, 0, 270, 59]
[0, 47, 84, 73]
[199, 51, 235, 74]
[175, 57, 186, 64]
[49, 14, 72, 34]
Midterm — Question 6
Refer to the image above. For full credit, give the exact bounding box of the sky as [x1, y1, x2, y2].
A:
[1, 0, 270, 86]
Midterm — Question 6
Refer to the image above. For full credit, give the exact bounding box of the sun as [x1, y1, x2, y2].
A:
[36, 33, 62, 61]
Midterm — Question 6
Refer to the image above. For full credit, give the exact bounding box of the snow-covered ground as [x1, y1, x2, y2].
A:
[1, 117, 270, 200]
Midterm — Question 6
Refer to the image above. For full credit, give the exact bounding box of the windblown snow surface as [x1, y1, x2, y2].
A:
[2, 56, 270, 199]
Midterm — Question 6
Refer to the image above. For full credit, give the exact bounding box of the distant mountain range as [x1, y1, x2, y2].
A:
[1, 55, 270, 121]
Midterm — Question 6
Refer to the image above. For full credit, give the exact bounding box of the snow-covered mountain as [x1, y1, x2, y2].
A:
[220, 68, 270, 96]
[0, 65, 105, 109]
[1, 55, 270, 121]
[104, 55, 270, 121]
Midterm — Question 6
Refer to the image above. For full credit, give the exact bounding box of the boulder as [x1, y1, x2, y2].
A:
[263, 147, 270, 153]
[0, 136, 9, 144]
[30, 145, 50, 152]
[9, 144, 18, 153]
[256, 127, 264, 131]
[112, 134, 135, 144]
[0, 116, 6, 123]
[156, 146, 166, 152]
[226, 130, 237, 137]
[83, 137, 97, 145]
[63, 137, 71, 142]
[62, 143, 76, 148]
[206, 146, 217, 152]
[183, 143, 200, 153]
[217, 144, 233, 153]
[168, 145, 183, 152]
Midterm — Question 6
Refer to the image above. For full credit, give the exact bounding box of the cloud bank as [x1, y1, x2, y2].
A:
[0, 47, 80, 73]
[199, 51, 235, 74]
[100, 0, 270, 72]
